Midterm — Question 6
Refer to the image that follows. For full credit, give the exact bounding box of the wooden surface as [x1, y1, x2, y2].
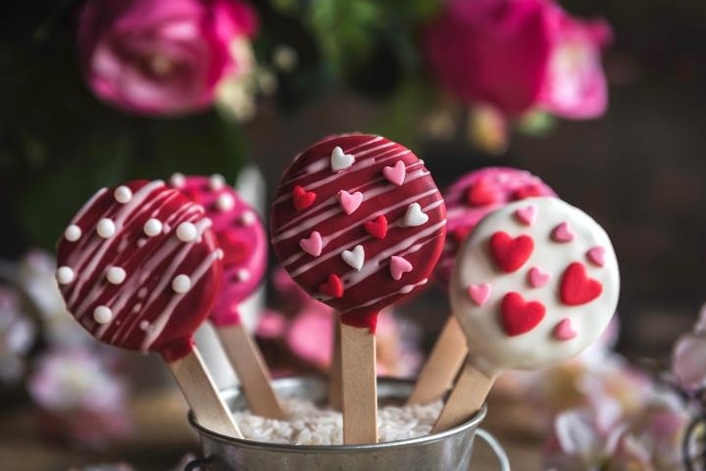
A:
[433, 364, 497, 434]
[340, 323, 378, 444]
[0, 388, 543, 471]
[408, 315, 468, 405]
[216, 324, 285, 419]
[329, 317, 342, 410]
[166, 348, 242, 438]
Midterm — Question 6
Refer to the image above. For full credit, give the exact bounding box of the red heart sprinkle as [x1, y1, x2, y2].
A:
[465, 178, 500, 207]
[292, 186, 316, 211]
[512, 183, 545, 201]
[560, 262, 603, 306]
[501, 292, 546, 336]
[364, 215, 388, 239]
[319, 274, 344, 298]
[490, 231, 534, 273]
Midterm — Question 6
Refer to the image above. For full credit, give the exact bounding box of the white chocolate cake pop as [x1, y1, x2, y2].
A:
[450, 197, 619, 374]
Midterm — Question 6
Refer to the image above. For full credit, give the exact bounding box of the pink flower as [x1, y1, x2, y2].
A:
[424, 0, 611, 118]
[78, 0, 257, 116]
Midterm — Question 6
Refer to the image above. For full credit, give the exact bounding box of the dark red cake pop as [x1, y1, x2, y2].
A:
[56, 180, 223, 362]
[270, 134, 446, 330]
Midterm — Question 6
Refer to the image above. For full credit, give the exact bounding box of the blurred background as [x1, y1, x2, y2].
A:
[1, 0, 705, 469]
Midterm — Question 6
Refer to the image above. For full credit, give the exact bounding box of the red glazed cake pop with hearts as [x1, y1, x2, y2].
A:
[55, 180, 223, 361]
[169, 174, 267, 326]
[436, 167, 556, 288]
[270, 134, 447, 330]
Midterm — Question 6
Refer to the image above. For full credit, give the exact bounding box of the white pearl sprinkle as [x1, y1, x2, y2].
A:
[64, 225, 82, 242]
[217, 193, 235, 212]
[209, 174, 225, 191]
[97, 218, 116, 238]
[215, 249, 224, 260]
[172, 274, 192, 294]
[169, 173, 186, 188]
[139, 320, 150, 331]
[93, 306, 113, 324]
[239, 211, 256, 226]
[236, 269, 251, 282]
[56, 266, 74, 284]
[106, 267, 126, 285]
[114, 186, 133, 203]
[143, 218, 163, 237]
[176, 222, 197, 242]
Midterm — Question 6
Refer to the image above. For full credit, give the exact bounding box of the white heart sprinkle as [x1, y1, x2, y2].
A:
[331, 146, 355, 171]
[403, 203, 429, 227]
[342, 245, 365, 271]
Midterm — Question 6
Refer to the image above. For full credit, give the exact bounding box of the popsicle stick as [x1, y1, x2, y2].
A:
[407, 315, 468, 405]
[166, 347, 242, 438]
[341, 323, 378, 444]
[216, 324, 286, 419]
[329, 316, 342, 410]
[431, 363, 496, 434]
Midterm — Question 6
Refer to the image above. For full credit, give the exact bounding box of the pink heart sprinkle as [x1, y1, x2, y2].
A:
[553, 318, 577, 341]
[551, 222, 575, 243]
[528, 266, 551, 288]
[299, 231, 323, 257]
[382, 160, 406, 186]
[514, 205, 537, 226]
[587, 246, 606, 267]
[338, 190, 363, 215]
[390, 255, 413, 281]
[468, 283, 492, 306]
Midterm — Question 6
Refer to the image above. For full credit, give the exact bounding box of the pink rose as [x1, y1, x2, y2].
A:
[78, 0, 257, 116]
[425, 0, 611, 118]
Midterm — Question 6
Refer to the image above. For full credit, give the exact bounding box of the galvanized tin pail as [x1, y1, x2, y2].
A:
[186, 376, 509, 471]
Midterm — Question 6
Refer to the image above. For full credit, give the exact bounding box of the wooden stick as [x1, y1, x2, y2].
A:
[407, 315, 468, 405]
[340, 323, 378, 444]
[216, 324, 286, 419]
[431, 363, 496, 434]
[329, 316, 342, 410]
[166, 347, 242, 438]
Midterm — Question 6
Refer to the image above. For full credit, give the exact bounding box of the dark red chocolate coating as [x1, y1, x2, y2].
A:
[270, 134, 446, 329]
[56, 180, 223, 361]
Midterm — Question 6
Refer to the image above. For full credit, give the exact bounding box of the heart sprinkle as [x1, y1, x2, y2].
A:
[587, 246, 606, 267]
[390, 256, 413, 281]
[382, 161, 406, 186]
[528, 266, 551, 288]
[342, 245, 365, 271]
[489, 231, 534, 273]
[319, 274, 344, 298]
[300, 231, 323, 257]
[553, 318, 577, 341]
[552, 222, 575, 243]
[468, 283, 492, 306]
[364, 215, 388, 239]
[560, 262, 603, 306]
[330, 146, 355, 171]
[292, 186, 316, 211]
[514, 205, 537, 226]
[338, 190, 364, 215]
[500, 292, 546, 337]
[403, 203, 429, 227]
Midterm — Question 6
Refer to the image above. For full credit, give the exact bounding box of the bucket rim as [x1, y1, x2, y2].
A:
[187, 376, 488, 453]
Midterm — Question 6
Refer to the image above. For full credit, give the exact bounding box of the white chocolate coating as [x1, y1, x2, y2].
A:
[450, 197, 619, 374]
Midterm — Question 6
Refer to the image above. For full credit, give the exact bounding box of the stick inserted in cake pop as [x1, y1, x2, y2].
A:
[56, 180, 241, 437]
[409, 168, 556, 405]
[172, 174, 285, 419]
[271, 134, 446, 443]
[432, 197, 619, 433]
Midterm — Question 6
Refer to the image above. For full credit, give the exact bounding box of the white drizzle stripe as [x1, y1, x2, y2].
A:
[281, 136, 383, 185]
[338, 279, 429, 314]
[275, 162, 425, 235]
[272, 174, 435, 245]
[273, 148, 411, 204]
[67, 181, 166, 306]
[140, 249, 220, 353]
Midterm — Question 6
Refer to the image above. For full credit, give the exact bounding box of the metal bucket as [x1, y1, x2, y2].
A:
[187, 376, 508, 471]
